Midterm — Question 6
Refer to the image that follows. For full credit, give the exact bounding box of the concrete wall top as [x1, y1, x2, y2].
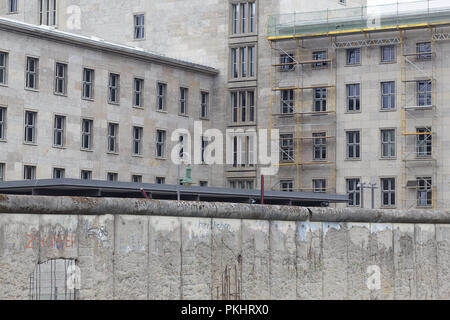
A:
[1, 194, 449, 224]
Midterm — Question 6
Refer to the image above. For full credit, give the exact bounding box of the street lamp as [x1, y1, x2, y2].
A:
[177, 153, 194, 201]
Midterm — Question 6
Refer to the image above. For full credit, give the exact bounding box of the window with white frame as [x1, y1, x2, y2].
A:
[107, 123, 118, 153]
[24, 165, 36, 180]
[280, 89, 294, 114]
[157, 83, 166, 111]
[180, 87, 188, 115]
[156, 130, 166, 158]
[53, 115, 65, 147]
[231, 1, 256, 34]
[314, 88, 327, 112]
[280, 133, 294, 163]
[417, 80, 432, 107]
[53, 168, 65, 179]
[381, 81, 395, 110]
[346, 131, 360, 159]
[39, 0, 57, 26]
[133, 78, 144, 108]
[133, 126, 143, 156]
[347, 83, 360, 112]
[313, 132, 327, 161]
[417, 177, 432, 207]
[381, 45, 395, 63]
[231, 45, 256, 79]
[416, 127, 432, 157]
[381, 129, 396, 158]
[134, 14, 145, 39]
[313, 179, 327, 193]
[54, 63, 67, 95]
[108, 73, 120, 104]
[0, 52, 8, 85]
[232, 134, 255, 168]
[381, 178, 396, 207]
[280, 180, 293, 192]
[9, 0, 18, 13]
[347, 48, 361, 65]
[24, 111, 37, 144]
[81, 119, 93, 150]
[82, 68, 94, 100]
[201, 91, 209, 119]
[26, 57, 39, 89]
[347, 178, 361, 207]
[0, 107, 5, 141]
[231, 90, 255, 123]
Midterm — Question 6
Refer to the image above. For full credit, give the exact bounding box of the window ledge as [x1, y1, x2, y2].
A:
[80, 148, 93, 152]
[23, 142, 38, 146]
[379, 108, 397, 112]
[25, 88, 39, 93]
[53, 146, 67, 149]
[108, 102, 120, 106]
[156, 109, 167, 113]
[155, 157, 167, 160]
[106, 152, 119, 155]
[0, 83, 9, 87]
[132, 154, 144, 158]
[82, 97, 95, 102]
[54, 92, 68, 97]
[133, 106, 144, 110]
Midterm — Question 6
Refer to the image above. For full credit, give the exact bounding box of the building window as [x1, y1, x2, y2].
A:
[347, 83, 360, 112]
[381, 45, 395, 62]
[53, 168, 65, 179]
[280, 89, 294, 114]
[200, 91, 209, 119]
[280, 133, 294, 163]
[157, 83, 166, 111]
[39, 0, 57, 26]
[231, 2, 256, 35]
[0, 163, 4, 181]
[347, 48, 361, 65]
[313, 132, 327, 160]
[347, 178, 361, 207]
[26, 57, 39, 89]
[82, 68, 94, 100]
[313, 51, 328, 68]
[54, 63, 67, 95]
[81, 119, 93, 150]
[280, 180, 293, 192]
[156, 130, 166, 158]
[280, 54, 295, 71]
[132, 175, 142, 183]
[231, 46, 256, 79]
[313, 179, 327, 193]
[107, 123, 118, 153]
[8, 0, 18, 13]
[156, 177, 165, 184]
[201, 136, 208, 163]
[132, 126, 143, 156]
[199, 181, 208, 187]
[24, 111, 37, 144]
[132, 78, 144, 108]
[179, 87, 188, 115]
[229, 180, 254, 190]
[53, 115, 65, 147]
[346, 131, 361, 159]
[0, 107, 5, 141]
[381, 81, 395, 110]
[108, 73, 120, 104]
[417, 177, 432, 207]
[381, 178, 396, 207]
[417, 80, 432, 107]
[381, 129, 396, 158]
[231, 90, 255, 123]
[24, 165, 36, 180]
[416, 127, 432, 157]
[0, 52, 7, 85]
[107, 172, 118, 182]
[314, 88, 327, 112]
[81, 170, 92, 180]
[416, 42, 432, 60]
[134, 14, 145, 39]
[232, 135, 255, 168]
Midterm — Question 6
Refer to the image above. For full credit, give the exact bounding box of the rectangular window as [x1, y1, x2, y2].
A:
[54, 63, 67, 95]
[381, 178, 396, 207]
[132, 126, 143, 156]
[107, 172, 118, 182]
[381, 46, 395, 62]
[417, 80, 432, 107]
[201, 136, 208, 163]
[416, 127, 432, 157]
[249, 2, 256, 33]
[232, 4, 239, 34]
[347, 48, 361, 65]
[107, 123, 118, 153]
[156, 130, 166, 158]
[26, 57, 39, 89]
[231, 90, 255, 123]
[313, 132, 327, 161]
[0, 107, 5, 141]
[108, 73, 120, 104]
[314, 88, 327, 112]
[417, 42, 432, 60]
[381, 129, 396, 158]
[134, 14, 145, 39]
[201, 91, 209, 119]
[81, 119, 93, 150]
[133, 78, 144, 108]
[82, 68, 94, 100]
[280, 180, 293, 192]
[24, 111, 37, 144]
[313, 51, 328, 68]
[347, 178, 361, 207]
[381, 81, 395, 109]
[417, 177, 432, 207]
[156, 177, 165, 184]
[81, 170, 92, 180]
[347, 84, 360, 112]
[231, 46, 256, 79]
[53, 168, 65, 179]
[241, 3, 247, 33]
[232, 135, 255, 167]
[346, 131, 361, 159]
[232, 2, 256, 34]
[9, 0, 18, 13]
[280, 54, 295, 71]
[180, 87, 188, 115]
[24, 165, 36, 180]
[313, 179, 327, 193]
[39, 0, 57, 26]
[53, 115, 65, 147]
[157, 83, 166, 111]
[132, 175, 142, 183]
[0, 163, 4, 181]
[281, 89, 294, 114]
[199, 181, 208, 187]
[229, 180, 254, 190]
[0, 52, 6, 85]
[280, 133, 294, 163]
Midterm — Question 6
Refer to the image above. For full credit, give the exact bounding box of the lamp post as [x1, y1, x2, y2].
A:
[177, 153, 193, 201]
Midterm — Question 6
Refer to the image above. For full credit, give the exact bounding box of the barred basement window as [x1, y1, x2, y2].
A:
[29, 259, 79, 300]
[39, 0, 57, 26]
[26, 57, 39, 89]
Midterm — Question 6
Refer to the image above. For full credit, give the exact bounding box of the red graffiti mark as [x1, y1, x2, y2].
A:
[25, 234, 37, 249]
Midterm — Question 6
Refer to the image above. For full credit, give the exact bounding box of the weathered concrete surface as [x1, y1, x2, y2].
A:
[1, 195, 450, 300]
